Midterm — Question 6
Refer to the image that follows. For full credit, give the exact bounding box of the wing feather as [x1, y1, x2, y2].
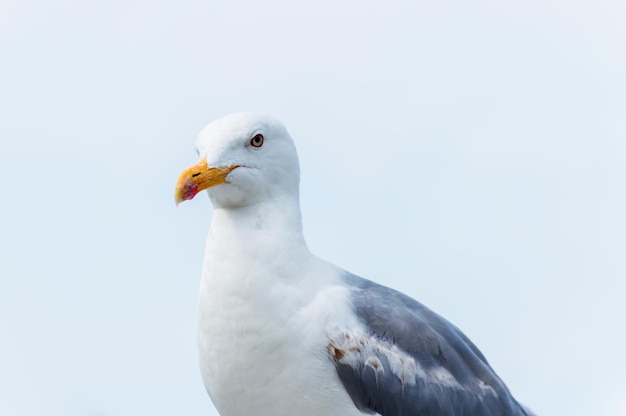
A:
[330, 272, 533, 416]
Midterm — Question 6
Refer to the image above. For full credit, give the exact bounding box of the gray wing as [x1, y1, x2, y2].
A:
[330, 272, 533, 416]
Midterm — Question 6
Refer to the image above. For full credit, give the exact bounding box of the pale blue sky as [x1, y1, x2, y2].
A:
[1, 1, 625, 415]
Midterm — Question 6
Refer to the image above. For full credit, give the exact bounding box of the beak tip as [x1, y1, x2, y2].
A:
[174, 186, 186, 206]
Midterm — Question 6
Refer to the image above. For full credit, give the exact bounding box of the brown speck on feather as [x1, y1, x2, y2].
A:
[328, 341, 346, 361]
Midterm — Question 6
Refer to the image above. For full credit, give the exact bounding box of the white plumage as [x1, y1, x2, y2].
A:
[179, 113, 361, 415]
[175, 112, 533, 416]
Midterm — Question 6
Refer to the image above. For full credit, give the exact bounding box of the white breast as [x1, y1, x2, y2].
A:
[197, 245, 363, 416]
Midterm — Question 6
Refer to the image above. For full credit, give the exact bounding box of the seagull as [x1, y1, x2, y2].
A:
[174, 112, 534, 416]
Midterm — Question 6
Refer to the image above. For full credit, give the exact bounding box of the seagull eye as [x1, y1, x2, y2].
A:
[249, 134, 264, 148]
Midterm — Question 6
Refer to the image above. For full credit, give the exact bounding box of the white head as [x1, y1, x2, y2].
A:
[175, 112, 300, 209]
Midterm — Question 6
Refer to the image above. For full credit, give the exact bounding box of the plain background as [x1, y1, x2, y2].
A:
[1, 1, 625, 415]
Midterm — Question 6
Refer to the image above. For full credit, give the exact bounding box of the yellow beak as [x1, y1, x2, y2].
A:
[174, 160, 239, 205]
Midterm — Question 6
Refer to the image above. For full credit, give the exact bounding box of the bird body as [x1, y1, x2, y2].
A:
[197, 204, 361, 415]
[175, 112, 533, 416]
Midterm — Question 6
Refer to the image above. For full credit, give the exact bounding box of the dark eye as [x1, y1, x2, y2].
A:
[249, 134, 264, 148]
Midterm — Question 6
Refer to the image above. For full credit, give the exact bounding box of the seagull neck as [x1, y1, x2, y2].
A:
[209, 197, 309, 255]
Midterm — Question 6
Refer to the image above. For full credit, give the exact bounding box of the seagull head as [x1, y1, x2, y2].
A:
[175, 112, 300, 209]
